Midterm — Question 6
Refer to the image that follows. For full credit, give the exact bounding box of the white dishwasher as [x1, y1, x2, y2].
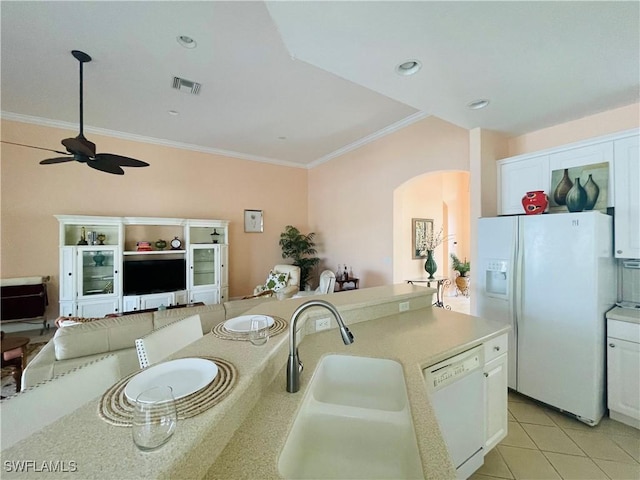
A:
[424, 345, 484, 480]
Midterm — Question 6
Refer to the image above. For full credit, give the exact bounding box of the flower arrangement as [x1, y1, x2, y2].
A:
[419, 226, 446, 256]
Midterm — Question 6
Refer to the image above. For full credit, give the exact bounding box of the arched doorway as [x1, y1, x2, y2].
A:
[392, 170, 470, 311]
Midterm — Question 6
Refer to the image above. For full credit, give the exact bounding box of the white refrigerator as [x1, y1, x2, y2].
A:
[476, 211, 616, 425]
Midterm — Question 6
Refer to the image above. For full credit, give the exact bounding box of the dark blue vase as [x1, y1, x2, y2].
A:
[565, 178, 587, 212]
[583, 174, 600, 210]
[424, 250, 437, 279]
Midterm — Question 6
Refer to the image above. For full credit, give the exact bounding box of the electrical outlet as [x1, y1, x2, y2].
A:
[399, 301, 410, 312]
[316, 317, 331, 331]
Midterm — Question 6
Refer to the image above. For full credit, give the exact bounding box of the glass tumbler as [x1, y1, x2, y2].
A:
[132, 386, 177, 452]
[249, 316, 270, 346]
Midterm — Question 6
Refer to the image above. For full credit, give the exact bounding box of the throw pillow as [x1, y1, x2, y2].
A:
[265, 271, 289, 292]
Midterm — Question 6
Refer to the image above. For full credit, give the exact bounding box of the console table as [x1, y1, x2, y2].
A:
[406, 276, 451, 309]
[334, 277, 359, 292]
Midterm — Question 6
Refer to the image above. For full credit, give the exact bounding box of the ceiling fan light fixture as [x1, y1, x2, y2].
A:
[468, 99, 490, 110]
[177, 35, 197, 49]
[396, 59, 422, 76]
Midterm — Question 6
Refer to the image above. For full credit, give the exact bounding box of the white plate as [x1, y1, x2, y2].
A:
[223, 315, 275, 333]
[125, 358, 218, 402]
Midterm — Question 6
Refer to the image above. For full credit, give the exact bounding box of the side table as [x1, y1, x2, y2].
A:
[406, 276, 451, 309]
[1, 334, 30, 393]
[334, 277, 359, 292]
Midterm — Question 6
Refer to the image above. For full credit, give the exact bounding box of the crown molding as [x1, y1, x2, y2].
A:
[0, 111, 306, 169]
[2, 110, 431, 170]
[308, 111, 430, 168]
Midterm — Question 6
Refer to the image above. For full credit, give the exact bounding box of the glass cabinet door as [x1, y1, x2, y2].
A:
[79, 248, 117, 297]
[190, 246, 217, 288]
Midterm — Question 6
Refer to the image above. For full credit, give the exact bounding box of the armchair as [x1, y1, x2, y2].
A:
[254, 264, 301, 299]
[292, 270, 336, 298]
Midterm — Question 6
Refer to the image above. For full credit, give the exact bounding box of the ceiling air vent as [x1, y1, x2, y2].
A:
[172, 77, 201, 95]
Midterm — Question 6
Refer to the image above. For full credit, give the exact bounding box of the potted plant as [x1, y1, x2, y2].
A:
[279, 225, 320, 291]
[450, 253, 470, 296]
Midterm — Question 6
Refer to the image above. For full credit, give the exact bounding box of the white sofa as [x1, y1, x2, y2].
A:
[23, 297, 276, 390]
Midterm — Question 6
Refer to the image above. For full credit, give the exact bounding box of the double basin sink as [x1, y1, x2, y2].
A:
[278, 354, 424, 479]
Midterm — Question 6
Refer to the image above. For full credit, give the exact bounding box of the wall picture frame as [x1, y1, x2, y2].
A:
[244, 209, 263, 233]
[412, 218, 433, 259]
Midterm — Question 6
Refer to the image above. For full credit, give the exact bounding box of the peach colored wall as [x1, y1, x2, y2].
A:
[507, 103, 640, 156]
[392, 171, 469, 284]
[308, 116, 469, 288]
[1, 119, 308, 319]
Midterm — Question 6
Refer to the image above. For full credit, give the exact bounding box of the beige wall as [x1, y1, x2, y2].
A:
[507, 103, 640, 156]
[1, 119, 308, 318]
[308, 116, 470, 288]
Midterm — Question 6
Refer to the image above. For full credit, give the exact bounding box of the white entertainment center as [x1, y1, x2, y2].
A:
[56, 215, 229, 318]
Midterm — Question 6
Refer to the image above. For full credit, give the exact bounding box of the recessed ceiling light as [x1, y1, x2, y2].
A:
[468, 99, 490, 110]
[168, 110, 179, 116]
[278, 136, 287, 140]
[395, 60, 422, 76]
[177, 35, 197, 49]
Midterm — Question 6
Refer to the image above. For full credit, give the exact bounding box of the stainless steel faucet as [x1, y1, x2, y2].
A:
[287, 299, 354, 393]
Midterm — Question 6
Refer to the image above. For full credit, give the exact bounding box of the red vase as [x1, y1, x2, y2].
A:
[521, 191, 548, 215]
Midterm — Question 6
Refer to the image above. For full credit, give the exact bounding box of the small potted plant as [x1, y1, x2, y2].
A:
[450, 253, 470, 295]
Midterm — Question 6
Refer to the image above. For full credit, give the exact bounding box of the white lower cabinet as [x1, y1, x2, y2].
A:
[140, 292, 175, 310]
[76, 299, 120, 317]
[483, 334, 509, 453]
[190, 288, 219, 305]
[607, 319, 640, 429]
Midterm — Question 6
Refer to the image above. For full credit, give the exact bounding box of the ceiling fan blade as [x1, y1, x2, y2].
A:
[40, 157, 75, 165]
[62, 135, 95, 157]
[87, 157, 125, 175]
[1, 140, 71, 156]
[95, 153, 149, 167]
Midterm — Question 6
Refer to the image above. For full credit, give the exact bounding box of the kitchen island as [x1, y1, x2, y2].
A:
[1, 284, 508, 479]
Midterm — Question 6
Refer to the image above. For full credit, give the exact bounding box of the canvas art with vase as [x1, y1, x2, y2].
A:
[548, 162, 608, 214]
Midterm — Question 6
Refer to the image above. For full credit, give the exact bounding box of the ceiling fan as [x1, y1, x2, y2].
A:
[2, 50, 149, 175]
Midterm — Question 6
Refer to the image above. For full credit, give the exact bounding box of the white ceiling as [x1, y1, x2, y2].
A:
[1, 1, 638, 168]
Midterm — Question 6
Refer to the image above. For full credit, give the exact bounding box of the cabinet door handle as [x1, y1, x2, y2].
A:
[68, 272, 72, 276]
[484, 372, 489, 377]
[609, 343, 616, 348]
[494, 346, 500, 351]
[617, 250, 623, 254]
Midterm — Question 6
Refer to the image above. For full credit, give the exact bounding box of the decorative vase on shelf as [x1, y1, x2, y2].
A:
[565, 178, 587, 212]
[553, 168, 573, 206]
[155, 239, 167, 250]
[93, 252, 105, 267]
[521, 190, 548, 215]
[424, 250, 437, 279]
[583, 174, 600, 210]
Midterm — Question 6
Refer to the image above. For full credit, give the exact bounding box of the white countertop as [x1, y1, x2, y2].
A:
[1, 285, 509, 479]
[607, 306, 640, 324]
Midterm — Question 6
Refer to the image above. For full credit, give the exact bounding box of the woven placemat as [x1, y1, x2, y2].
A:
[211, 315, 288, 341]
[98, 356, 237, 427]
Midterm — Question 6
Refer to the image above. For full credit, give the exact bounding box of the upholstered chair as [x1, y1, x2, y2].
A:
[292, 270, 336, 298]
[135, 314, 203, 369]
[1, 354, 120, 450]
[253, 264, 301, 299]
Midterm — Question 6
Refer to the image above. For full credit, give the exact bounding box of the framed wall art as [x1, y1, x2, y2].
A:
[548, 162, 608, 213]
[412, 218, 433, 259]
[244, 209, 263, 233]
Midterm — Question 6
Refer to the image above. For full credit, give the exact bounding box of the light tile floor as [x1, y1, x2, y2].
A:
[470, 391, 640, 480]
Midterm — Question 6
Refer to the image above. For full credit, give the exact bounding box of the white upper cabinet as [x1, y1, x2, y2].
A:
[498, 155, 549, 215]
[614, 135, 640, 258]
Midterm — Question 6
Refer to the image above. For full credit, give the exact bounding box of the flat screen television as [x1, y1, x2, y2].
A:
[123, 259, 186, 295]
